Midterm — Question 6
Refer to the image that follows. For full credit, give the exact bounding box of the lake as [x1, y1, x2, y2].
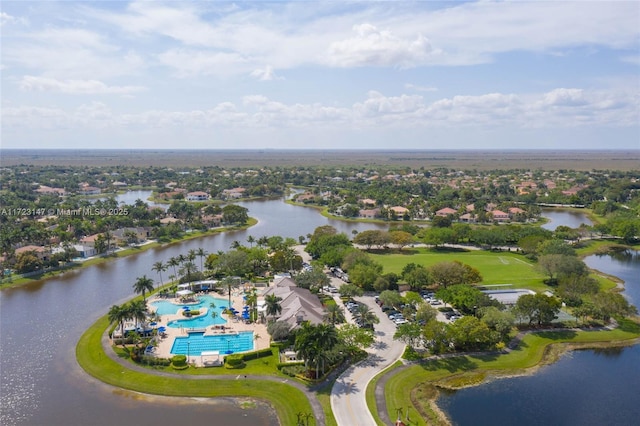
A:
[438, 249, 640, 426]
[541, 207, 593, 230]
[0, 196, 385, 426]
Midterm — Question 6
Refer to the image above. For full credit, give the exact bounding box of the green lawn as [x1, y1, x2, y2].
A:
[370, 248, 551, 292]
[77, 316, 315, 425]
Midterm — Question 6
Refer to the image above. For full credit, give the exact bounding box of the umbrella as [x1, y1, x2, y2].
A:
[158, 326, 166, 332]
[150, 322, 158, 327]
[182, 306, 190, 310]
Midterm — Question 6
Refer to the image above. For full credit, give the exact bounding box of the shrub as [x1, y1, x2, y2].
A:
[281, 364, 306, 377]
[171, 354, 187, 367]
[241, 347, 273, 361]
[224, 354, 246, 369]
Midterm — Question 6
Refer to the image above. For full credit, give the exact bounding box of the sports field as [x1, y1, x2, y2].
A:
[370, 248, 550, 292]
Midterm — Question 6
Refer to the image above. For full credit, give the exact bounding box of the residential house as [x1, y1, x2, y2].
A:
[111, 227, 150, 245]
[359, 208, 380, 219]
[389, 206, 409, 219]
[221, 187, 246, 199]
[435, 207, 457, 217]
[186, 191, 209, 201]
[14, 245, 51, 262]
[72, 244, 96, 258]
[491, 210, 510, 222]
[35, 185, 66, 196]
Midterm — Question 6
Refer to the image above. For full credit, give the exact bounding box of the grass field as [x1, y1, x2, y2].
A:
[370, 248, 551, 292]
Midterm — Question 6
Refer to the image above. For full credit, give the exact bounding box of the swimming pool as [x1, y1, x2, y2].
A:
[151, 295, 229, 328]
[171, 331, 254, 355]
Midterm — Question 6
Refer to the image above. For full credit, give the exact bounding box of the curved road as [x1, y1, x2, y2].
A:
[330, 294, 406, 426]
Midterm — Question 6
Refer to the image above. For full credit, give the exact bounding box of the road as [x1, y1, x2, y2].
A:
[330, 291, 406, 426]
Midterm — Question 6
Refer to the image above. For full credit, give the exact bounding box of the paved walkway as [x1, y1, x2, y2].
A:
[330, 295, 406, 426]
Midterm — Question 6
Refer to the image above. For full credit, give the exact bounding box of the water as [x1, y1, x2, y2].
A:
[151, 295, 227, 316]
[171, 332, 254, 356]
[0, 197, 384, 426]
[437, 345, 640, 426]
[91, 189, 167, 210]
[439, 250, 640, 425]
[541, 207, 593, 230]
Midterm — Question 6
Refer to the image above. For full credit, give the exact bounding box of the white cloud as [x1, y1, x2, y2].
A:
[327, 23, 440, 68]
[157, 49, 248, 77]
[250, 65, 283, 81]
[404, 84, 438, 92]
[19, 76, 145, 95]
[1, 11, 15, 26]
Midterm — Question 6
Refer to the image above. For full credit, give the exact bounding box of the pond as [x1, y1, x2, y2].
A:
[540, 207, 593, 230]
[438, 250, 640, 425]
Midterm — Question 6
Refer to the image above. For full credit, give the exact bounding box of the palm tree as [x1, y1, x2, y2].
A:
[167, 257, 180, 281]
[231, 240, 242, 249]
[324, 303, 345, 325]
[265, 294, 283, 321]
[181, 261, 197, 289]
[108, 304, 128, 347]
[355, 304, 380, 328]
[187, 249, 197, 263]
[222, 276, 239, 308]
[151, 261, 166, 290]
[245, 288, 258, 323]
[128, 299, 148, 330]
[196, 247, 208, 272]
[132, 275, 155, 301]
[247, 235, 255, 247]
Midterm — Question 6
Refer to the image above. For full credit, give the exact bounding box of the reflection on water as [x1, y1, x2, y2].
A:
[541, 208, 593, 230]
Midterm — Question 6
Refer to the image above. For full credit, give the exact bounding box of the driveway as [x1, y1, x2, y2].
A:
[331, 295, 406, 426]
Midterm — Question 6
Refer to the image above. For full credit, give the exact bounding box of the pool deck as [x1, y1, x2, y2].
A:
[148, 291, 270, 367]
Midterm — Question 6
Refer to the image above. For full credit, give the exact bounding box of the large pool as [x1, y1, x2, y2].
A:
[151, 295, 229, 328]
[171, 332, 254, 355]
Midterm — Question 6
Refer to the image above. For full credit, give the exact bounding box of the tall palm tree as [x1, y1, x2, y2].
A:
[196, 247, 208, 272]
[222, 276, 238, 308]
[151, 261, 166, 290]
[132, 275, 155, 301]
[355, 304, 380, 328]
[187, 249, 197, 263]
[245, 288, 258, 323]
[181, 261, 197, 290]
[265, 294, 283, 321]
[324, 303, 345, 325]
[247, 235, 255, 248]
[167, 257, 180, 281]
[108, 304, 128, 347]
[128, 299, 148, 329]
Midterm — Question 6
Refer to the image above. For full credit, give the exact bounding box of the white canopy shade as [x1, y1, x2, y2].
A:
[176, 289, 194, 296]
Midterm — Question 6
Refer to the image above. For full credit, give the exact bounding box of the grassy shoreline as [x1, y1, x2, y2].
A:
[369, 322, 640, 426]
[76, 313, 315, 425]
[1, 218, 258, 288]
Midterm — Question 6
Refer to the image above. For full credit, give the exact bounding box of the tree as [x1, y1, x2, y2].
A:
[14, 251, 43, 273]
[429, 261, 477, 288]
[422, 319, 450, 354]
[557, 274, 599, 306]
[436, 284, 500, 315]
[394, 322, 423, 348]
[478, 306, 515, 340]
[132, 275, 154, 301]
[151, 261, 166, 290]
[108, 304, 129, 347]
[401, 263, 431, 291]
[267, 321, 292, 341]
[349, 262, 383, 290]
[338, 283, 364, 298]
[590, 292, 637, 321]
[448, 315, 497, 351]
[354, 304, 380, 328]
[295, 268, 330, 292]
[167, 257, 180, 281]
[265, 294, 283, 321]
[127, 299, 148, 329]
[294, 323, 339, 378]
[514, 293, 561, 326]
[415, 303, 438, 324]
[222, 204, 249, 225]
[337, 323, 375, 356]
[325, 303, 346, 325]
[389, 230, 414, 250]
[536, 254, 587, 285]
[379, 290, 404, 309]
[222, 276, 241, 308]
[196, 247, 208, 272]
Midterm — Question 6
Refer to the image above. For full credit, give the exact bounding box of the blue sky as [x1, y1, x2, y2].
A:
[1, 1, 639, 150]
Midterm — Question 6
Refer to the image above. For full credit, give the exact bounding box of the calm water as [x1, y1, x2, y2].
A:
[439, 241, 640, 425]
[0, 197, 384, 426]
[541, 207, 593, 230]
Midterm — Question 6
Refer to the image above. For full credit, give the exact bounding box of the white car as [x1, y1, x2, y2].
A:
[394, 318, 408, 325]
[430, 300, 442, 305]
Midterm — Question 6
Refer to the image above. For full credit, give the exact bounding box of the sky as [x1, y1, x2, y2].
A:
[1, 0, 639, 150]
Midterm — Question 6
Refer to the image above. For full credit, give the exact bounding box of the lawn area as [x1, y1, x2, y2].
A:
[373, 321, 640, 426]
[370, 248, 551, 292]
[77, 315, 315, 425]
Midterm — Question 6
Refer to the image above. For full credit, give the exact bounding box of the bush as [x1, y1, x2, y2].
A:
[224, 354, 246, 369]
[281, 364, 306, 377]
[241, 347, 273, 361]
[171, 354, 187, 367]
